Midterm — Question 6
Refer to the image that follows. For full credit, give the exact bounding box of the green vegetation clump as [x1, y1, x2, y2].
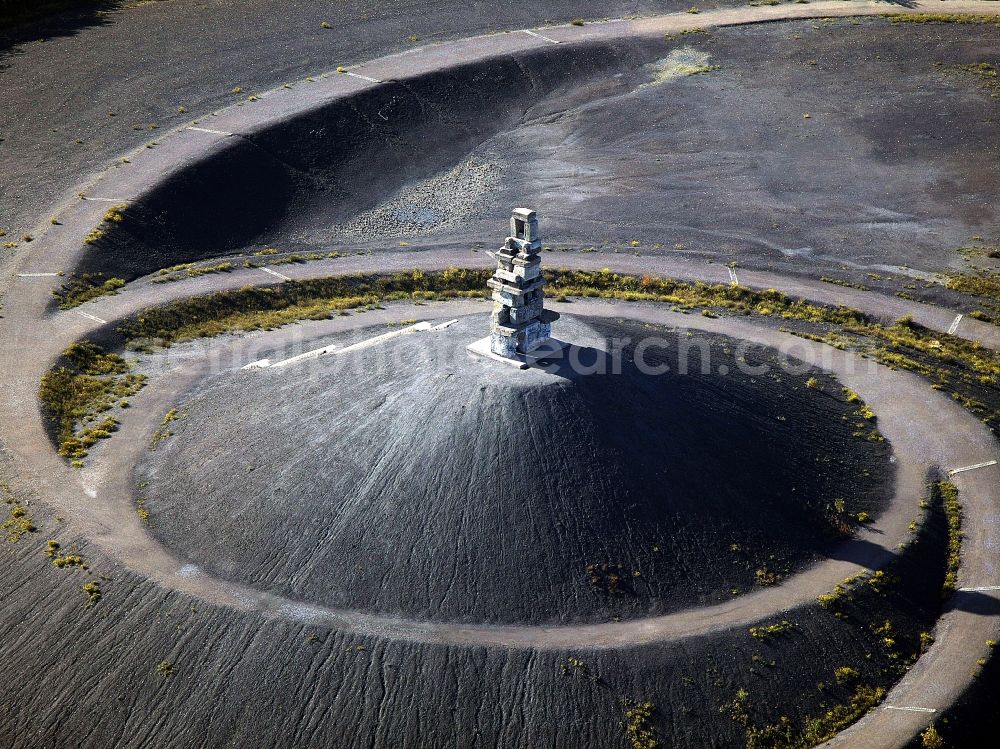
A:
[83, 580, 101, 606]
[819, 276, 868, 291]
[152, 261, 235, 283]
[939, 480, 962, 596]
[83, 203, 127, 245]
[53, 273, 125, 309]
[558, 655, 588, 677]
[118, 267, 872, 349]
[38, 341, 146, 462]
[888, 13, 1000, 27]
[149, 407, 180, 448]
[947, 269, 1000, 299]
[586, 562, 631, 593]
[136, 495, 150, 524]
[51, 552, 86, 569]
[833, 666, 859, 685]
[725, 682, 886, 749]
[2, 502, 36, 543]
[856, 404, 876, 421]
[720, 688, 751, 726]
[754, 567, 782, 587]
[119, 268, 491, 347]
[791, 315, 1000, 431]
[45, 539, 90, 571]
[920, 631, 935, 653]
[817, 569, 895, 611]
[156, 660, 176, 677]
[622, 700, 660, 749]
[920, 724, 945, 749]
[544, 269, 867, 325]
[244, 250, 342, 267]
[935, 61, 999, 97]
[742, 685, 885, 748]
[749, 620, 794, 640]
[681, 63, 719, 76]
[109, 266, 1000, 433]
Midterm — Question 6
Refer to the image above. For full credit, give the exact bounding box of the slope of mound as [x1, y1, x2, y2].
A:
[137, 315, 892, 625]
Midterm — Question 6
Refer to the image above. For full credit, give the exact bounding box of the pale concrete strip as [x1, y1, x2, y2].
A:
[242, 359, 272, 369]
[949, 460, 999, 476]
[948, 313, 963, 335]
[523, 29, 561, 44]
[336, 321, 432, 354]
[959, 585, 1000, 592]
[17, 272, 61, 278]
[261, 344, 337, 369]
[882, 706, 936, 714]
[80, 196, 129, 203]
[188, 126, 233, 136]
[74, 309, 107, 324]
[346, 71, 382, 84]
[248, 320, 434, 369]
[260, 267, 291, 281]
[430, 319, 459, 330]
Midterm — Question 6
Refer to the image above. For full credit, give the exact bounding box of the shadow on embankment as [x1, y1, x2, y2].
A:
[72, 38, 664, 284]
[0, 1, 123, 58]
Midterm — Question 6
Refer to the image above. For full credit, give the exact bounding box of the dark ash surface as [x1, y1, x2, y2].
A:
[138, 315, 892, 625]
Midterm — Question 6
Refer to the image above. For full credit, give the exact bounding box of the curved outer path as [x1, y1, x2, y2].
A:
[1, 3, 1000, 748]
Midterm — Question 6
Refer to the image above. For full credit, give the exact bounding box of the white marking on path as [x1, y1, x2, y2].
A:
[188, 126, 232, 136]
[346, 71, 382, 84]
[728, 266, 739, 286]
[337, 321, 432, 355]
[948, 460, 998, 476]
[81, 196, 129, 203]
[17, 272, 60, 277]
[75, 309, 107, 324]
[883, 705, 936, 714]
[959, 585, 1000, 592]
[267, 346, 336, 369]
[523, 29, 561, 44]
[245, 321, 434, 370]
[948, 313, 963, 336]
[430, 319, 459, 331]
[260, 267, 291, 281]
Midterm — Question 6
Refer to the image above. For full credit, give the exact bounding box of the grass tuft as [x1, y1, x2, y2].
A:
[2, 502, 36, 543]
[53, 273, 125, 309]
[939, 480, 962, 596]
[888, 13, 1000, 27]
[38, 341, 145, 462]
[622, 700, 660, 749]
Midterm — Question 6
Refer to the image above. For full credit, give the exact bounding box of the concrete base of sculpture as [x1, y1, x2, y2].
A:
[466, 336, 568, 369]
